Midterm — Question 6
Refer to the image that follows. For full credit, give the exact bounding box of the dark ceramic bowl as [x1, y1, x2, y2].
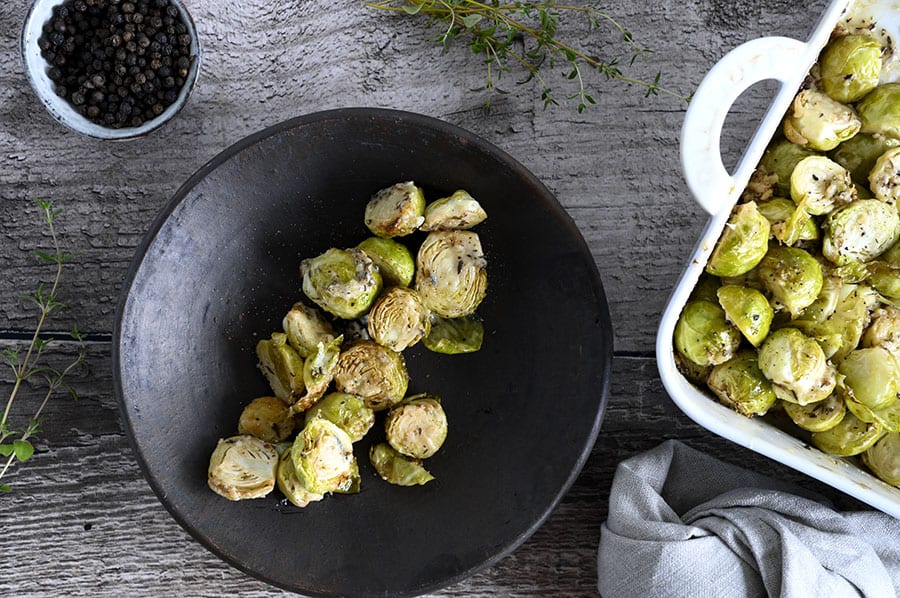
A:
[113, 108, 612, 597]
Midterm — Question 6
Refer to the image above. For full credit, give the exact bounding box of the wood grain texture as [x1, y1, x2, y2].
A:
[0, 0, 870, 595]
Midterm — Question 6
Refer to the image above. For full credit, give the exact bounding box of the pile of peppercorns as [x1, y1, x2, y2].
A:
[37, 0, 194, 129]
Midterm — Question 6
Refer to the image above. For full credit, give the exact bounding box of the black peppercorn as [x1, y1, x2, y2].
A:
[37, 0, 193, 129]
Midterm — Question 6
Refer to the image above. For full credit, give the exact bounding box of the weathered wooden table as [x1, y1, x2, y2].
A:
[2, 0, 869, 595]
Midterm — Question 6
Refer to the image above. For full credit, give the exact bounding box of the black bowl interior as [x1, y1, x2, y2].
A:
[114, 108, 612, 597]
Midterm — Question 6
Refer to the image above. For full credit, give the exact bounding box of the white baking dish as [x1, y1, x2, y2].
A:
[657, 0, 900, 517]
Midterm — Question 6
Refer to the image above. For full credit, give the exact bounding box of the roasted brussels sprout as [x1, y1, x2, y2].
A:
[256, 332, 306, 403]
[759, 139, 819, 195]
[333, 341, 409, 411]
[838, 347, 900, 411]
[304, 392, 375, 443]
[862, 433, 900, 486]
[716, 285, 773, 347]
[857, 83, 900, 140]
[820, 35, 883, 103]
[282, 302, 336, 359]
[822, 200, 900, 266]
[291, 417, 356, 494]
[867, 262, 900, 303]
[783, 89, 861, 151]
[357, 236, 416, 287]
[789, 156, 856, 215]
[782, 394, 845, 432]
[367, 287, 431, 352]
[301, 248, 382, 320]
[811, 411, 885, 456]
[415, 230, 487, 318]
[705, 202, 770, 277]
[673, 300, 742, 367]
[238, 396, 295, 443]
[868, 147, 900, 204]
[706, 351, 777, 416]
[862, 306, 900, 357]
[757, 328, 836, 405]
[757, 198, 820, 244]
[421, 190, 488, 231]
[844, 393, 900, 433]
[757, 246, 824, 317]
[423, 314, 484, 354]
[364, 181, 425, 238]
[294, 335, 343, 412]
[208, 435, 279, 501]
[276, 448, 324, 508]
[830, 133, 900, 185]
[385, 395, 448, 459]
[369, 442, 434, 486]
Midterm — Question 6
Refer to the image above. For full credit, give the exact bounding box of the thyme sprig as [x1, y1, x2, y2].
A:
[0, 200, 85, 492]
[367, 0, 691, 110]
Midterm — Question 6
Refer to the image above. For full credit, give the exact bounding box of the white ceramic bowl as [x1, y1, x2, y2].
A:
[21, 0, 201, 140]
[657, 0, 900, 518]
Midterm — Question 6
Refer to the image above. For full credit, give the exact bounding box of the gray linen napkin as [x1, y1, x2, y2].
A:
[597, 440, 900, 598]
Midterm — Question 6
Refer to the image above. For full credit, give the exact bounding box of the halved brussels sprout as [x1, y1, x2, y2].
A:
[385, 395, 448, 459]
[332, 459, 361, 494]
[673, 300, 742, 367]
[857, 83, 900, 140]
[423, 314, 484, 354]
[415, 230, 487, 318]
[706, 351, 777, 417]
[797, 275, 842, 324]
[238, 396, 295, 443]
[868, 147, 900, 204]
[367, 287, 431, 352]
[706, 202, 770, 277]
[256, 332, 306, 403]
[793, 283, 872, 361]
[789, 156, 856, 215]
[282, 303, 336, 359]
[862, 306, 900, 357]
[757, 198, 820, 244]
[291, 417, 356, 494]
[759, 139, 819, 195]
[333, 341, 409, 411]
[301, 247, 382, 320]
[304, 392, 375, 443]
[716, 285, 773, 347]
[861, 433, 900, 486]
[830, 133, 900, 185]
[757, 328, 836, 405]
[838, 347, 900, 411]
[783, 394, 845, 432]
[867, 262, 900, 303]
[822, 200, 900, 266]
[357, 237, 416, 287]
[820, 35, 883, 103]
[369, 442, 434, 486]
[276, 448, 324, 508]
[421, 190, 488, 231]
[783, 89, 861, 151]
[208, 435, 279, 501]
[845, 394, 900, 433]
[811, 411, 885, 456]
[293, 335, 343, 412]
[757, 246, 824, 317]
[364, 181, 425, 237]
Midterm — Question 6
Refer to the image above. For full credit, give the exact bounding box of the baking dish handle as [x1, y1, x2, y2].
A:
[681, 36, 810, 216]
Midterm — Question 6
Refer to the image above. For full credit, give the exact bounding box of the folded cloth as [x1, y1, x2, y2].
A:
[597, 440, 900, 598]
